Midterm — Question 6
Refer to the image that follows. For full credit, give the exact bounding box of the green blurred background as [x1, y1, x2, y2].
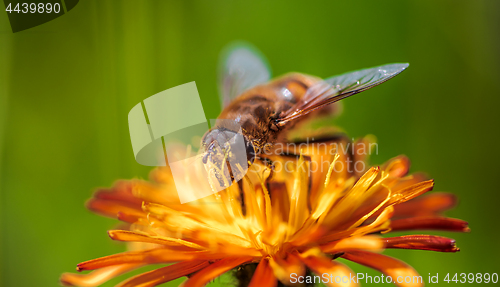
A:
[1, 1, 499, 286]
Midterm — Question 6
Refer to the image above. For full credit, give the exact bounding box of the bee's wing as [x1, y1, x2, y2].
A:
[218, 43, 271, 108]
[277, 63, 409, 126]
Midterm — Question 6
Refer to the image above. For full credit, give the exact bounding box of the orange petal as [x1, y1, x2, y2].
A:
[390, 173, 428, 191]
[117, 211, 142, 223]
[269, 182, 290, 223]
[130, 180, 181, 205]
[390, 217, 470, 232]
[248, 259, 278, 287]
[93, 180, 143, 204]
[182, 257, 253, 287]
[60, 263, 143, 286]
[341, 251, 423, 287]
[298, 252, 359, 287]
[381, 156, 410, 178]
[320, 235, 384, 254]
[108, 230, 206, 250]
[352, 167, 380, 194]
[76, 249, 209, 271]
[318, 206, 394, 243]
[117, 260, 209, 287]
[269, 253, 305, 285]
[384, 235, 460, 252]
[148, 166, 174, 184]
[393, 192, 457, 218]
[389, 180, 434, 206]
[86, 198, 144, 221]
[352, 136, 375, 176]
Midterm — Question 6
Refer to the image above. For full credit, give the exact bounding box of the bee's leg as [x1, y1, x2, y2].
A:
[237, 180, 246, 216]
[261, 157, 274, 169]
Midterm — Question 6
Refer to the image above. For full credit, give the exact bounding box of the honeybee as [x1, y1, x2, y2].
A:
[202, 44, 408, 177]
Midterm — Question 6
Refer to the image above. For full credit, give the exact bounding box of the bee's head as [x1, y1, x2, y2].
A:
[201, 128, 256, 168]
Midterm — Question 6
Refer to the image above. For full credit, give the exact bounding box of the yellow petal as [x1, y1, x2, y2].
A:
[287, 155, 311, 237]
[318, 206, 394, 243]
[320, 235, 384, 254]
[389, 180, 434, 206]
[108, 230, 206, 250]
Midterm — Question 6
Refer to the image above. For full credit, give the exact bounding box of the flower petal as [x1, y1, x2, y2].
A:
[248, 259, 278, 287]
[389, 180, 434, 206]
[117, 260, 209, 287]
[393, 192, 458, 219]
[318, 206, 394, 243]
[288, 155, 312, 236]
[94, 180, 144, 206]
[130, 180, 180, 205]
[76, 249, 210, 271]
[269, 253, 306, 285]
[381, 156, 410, 178]
[60, 263, 143, 286]
[86, 198, 144, 221]
[390, 217, 470, 232]
[321, 167, 382, 229]
[143, 202, 252, 248]
[108, 230, 206, 250]
[320, 235, 384, 254]
[298, 253, 359, 287]
[384, 235, 460, 252]
[181, 257, 253, 287]
[341, 251, 423, 287]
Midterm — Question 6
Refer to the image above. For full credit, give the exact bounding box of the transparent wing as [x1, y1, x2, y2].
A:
[218, 43, 271, 108]
[277, 63, 409, 126]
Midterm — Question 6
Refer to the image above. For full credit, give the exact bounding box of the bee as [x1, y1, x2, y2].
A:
[201, 44, 408, 180]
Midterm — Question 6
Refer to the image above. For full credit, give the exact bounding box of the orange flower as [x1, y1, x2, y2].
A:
[61, 137, 468, 287]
